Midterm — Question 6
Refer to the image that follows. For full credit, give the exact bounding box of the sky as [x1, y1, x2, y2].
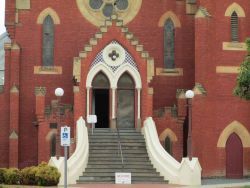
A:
[0, 1, 6, 35]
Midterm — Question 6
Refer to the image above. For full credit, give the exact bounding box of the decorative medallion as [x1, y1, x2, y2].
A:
[90, 41, 138, 73]
[103, 43, 125, 67]
[76, 0, 142, 26]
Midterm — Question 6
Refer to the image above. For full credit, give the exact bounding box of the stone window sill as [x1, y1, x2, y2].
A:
[223, 42, 247, 51]
[34, 66, 62, 75]
[156, 68, 183, 76]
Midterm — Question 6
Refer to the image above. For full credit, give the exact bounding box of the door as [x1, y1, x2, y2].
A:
[226, 133, 243, 178]
[117, 73, 135, 129]
[92, 72, 110, 128]
[93, 89, 109, 128]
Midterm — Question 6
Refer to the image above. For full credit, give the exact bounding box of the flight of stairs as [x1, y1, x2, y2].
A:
[77, 128, 167, 184]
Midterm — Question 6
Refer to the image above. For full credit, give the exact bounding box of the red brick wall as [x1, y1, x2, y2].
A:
[2, 0, 250, 178]
[193, 0, 250, 177]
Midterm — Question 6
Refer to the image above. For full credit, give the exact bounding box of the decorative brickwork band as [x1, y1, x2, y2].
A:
[35, 87, 47, 96]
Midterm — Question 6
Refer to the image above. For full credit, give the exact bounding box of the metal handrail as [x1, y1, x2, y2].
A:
[116, 125, 124, 169]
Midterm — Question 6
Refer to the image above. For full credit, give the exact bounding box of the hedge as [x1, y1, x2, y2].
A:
[0, 162, 60, 186]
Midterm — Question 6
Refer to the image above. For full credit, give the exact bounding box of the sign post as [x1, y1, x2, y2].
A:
[61, 126, 70, 188]
[87, 115, 97, 134]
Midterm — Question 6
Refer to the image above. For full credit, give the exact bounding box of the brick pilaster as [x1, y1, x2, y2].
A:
[9, 85, 19, 168]
[8, 43, 21, 168]
[176, 89, 187, 117]
[35, 87, 48, 163]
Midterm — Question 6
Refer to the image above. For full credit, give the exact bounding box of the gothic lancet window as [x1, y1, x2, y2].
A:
[231, 11, 239, 42]
[164, 19, 175, 69]
[43, 15, 54, 66]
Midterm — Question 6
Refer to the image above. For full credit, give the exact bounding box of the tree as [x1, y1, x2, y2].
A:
[234, 38, 250, 100]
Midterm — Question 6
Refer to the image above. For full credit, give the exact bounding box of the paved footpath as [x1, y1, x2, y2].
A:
[1, 179, 250, 188]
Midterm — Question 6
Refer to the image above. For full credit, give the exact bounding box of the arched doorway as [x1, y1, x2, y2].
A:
[117, 73, 135, 129]
[164, 136, 173, 156]
[92, 72, 110, 128]
[226, 133, 243, 178]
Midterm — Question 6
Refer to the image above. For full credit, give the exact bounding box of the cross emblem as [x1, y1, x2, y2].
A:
[108, 50, 119, 61]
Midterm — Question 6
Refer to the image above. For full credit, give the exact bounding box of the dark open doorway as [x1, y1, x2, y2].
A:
[93, 89, 109, 128]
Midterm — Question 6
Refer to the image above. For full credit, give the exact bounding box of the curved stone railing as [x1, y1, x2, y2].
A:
[49, 117, 89, 185]
[142, 117, 201, 185]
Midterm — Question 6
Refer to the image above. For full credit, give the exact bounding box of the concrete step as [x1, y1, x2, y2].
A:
[89, 142, 146, 147]
[78, 127, 167, 184]
[89, 134, 144, 138]
[89, 139, 146, 143]
[88, 153, 149, 158]
[89, 150, 147, 154]
[88, 157, 150, 162]
[87, 164, 154, 169]
[78, 176, 166, 182]
[87, 161, 152, 165]
[81, 172, 160, 177]
[89, 146, 146, 150]
[84, 168, 157, 173]
[88, 128, 139, 132]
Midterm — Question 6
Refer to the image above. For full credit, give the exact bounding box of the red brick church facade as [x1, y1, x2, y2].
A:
[1, 0, 250, 178]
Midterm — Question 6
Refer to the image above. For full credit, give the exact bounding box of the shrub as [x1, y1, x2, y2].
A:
[35, 162, 60, 186]
[3, 168, 21, 185]
[0, 168, 6, 184]
[21, 166, 38, 185]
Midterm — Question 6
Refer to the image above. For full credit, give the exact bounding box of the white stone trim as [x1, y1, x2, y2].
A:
[112, 88, 116, 119]
[137, 89, 141, 119]
[86, 87, 90, 117]
[142, 117, 202, 185]
[86, 63, 142, 89]
[113, 64, 142, 89]
[86, 63, 114, 88]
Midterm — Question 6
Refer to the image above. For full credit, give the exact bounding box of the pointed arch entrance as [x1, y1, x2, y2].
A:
[117, 72, 135, 129]
[92, 72, 110, 128]
[86, 41, 142, 129]
[226, 133, 243, 178]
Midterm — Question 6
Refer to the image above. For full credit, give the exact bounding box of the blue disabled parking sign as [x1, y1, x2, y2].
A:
[61, 126, 70, 146]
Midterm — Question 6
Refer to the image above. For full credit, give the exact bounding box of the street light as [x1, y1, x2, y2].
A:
[55, 88, 64, 157]
[55, 87, 64, 97]
[185, 90, 194, 161]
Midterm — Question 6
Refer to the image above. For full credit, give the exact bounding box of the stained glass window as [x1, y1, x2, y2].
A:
[89, 0, 103, 9]
[89, 0, 129, 17]
[231, 11, 238, 42]
[43, 15, 54, 66]
[164, 19, 175, 69]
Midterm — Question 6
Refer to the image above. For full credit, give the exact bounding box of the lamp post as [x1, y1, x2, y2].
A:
[55, 88, 64, 157]
[55, 88, 68, 188]
[185, 90, 194, 161]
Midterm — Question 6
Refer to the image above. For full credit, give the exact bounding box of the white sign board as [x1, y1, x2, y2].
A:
[115, 172, 131, 184]
[60, 126, 70, 146]
[87, 115, 97, 124]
